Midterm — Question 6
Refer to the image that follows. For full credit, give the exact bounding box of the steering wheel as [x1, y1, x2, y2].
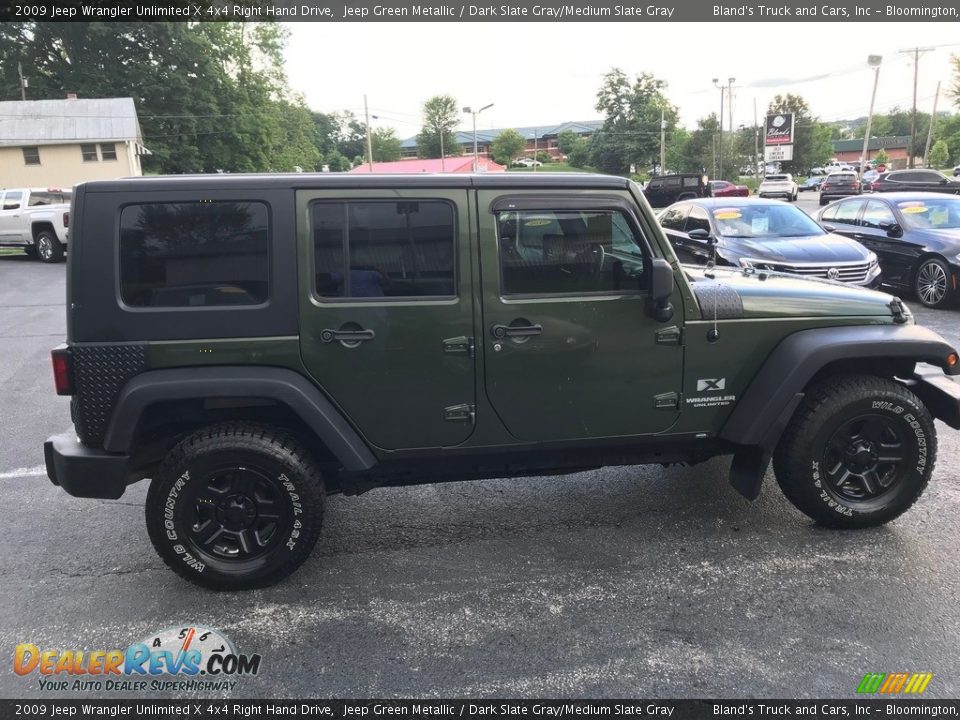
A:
[575, 243, 606, 279]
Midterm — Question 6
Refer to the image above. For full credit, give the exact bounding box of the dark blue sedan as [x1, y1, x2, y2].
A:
[815, 192, 960, 308]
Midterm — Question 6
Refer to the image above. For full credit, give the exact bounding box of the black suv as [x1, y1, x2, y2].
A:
[43, 173, 960, 590]
[643, 173, 710, 208]
[869, 169, 960, 195]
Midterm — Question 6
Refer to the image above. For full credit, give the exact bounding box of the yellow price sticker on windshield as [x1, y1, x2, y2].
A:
[900, 205, 928, 214]
[714, 210, 742, 220]
[524, 218, 552, 227]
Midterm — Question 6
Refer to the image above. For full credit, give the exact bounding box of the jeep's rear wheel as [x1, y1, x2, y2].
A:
[773, 375, 936, 528]
[145, 423, 325, 590]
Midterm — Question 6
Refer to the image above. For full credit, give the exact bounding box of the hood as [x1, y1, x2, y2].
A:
[720, 233, 871, 263]
[684, 266, 901, 320]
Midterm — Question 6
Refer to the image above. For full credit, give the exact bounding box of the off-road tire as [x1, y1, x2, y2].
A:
[773, 374, 936, 529]
[35, 230, 64, 263]
[145, 423, 325, 590]
[913, 257, 955, 309]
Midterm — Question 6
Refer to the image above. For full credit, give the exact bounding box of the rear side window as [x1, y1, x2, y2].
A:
[119, 201, 270, 308]
[2, 191, 23, 210]
[312, 200, 456, 299]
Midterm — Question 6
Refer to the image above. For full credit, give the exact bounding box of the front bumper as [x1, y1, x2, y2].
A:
[905, 370, 960, 429]
[44, 432, 129, 499]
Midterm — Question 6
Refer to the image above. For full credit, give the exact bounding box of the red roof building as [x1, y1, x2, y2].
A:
[347, 157, 505, 174]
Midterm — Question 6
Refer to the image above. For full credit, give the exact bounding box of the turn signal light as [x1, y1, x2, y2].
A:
[948, 353, 958, 368]
[51, 346, 74, 396]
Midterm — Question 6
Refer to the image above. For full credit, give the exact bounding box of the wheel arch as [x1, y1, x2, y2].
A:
[31, 221, 57, 241]
[721, 324, 959, 500]
[104, 366, 377, 474]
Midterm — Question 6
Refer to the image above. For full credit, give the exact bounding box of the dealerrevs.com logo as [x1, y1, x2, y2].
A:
[856, 672, 934, 694]
[14, 626, 261, 692]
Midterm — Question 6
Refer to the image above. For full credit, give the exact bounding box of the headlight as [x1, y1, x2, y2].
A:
[955, 252, 960, 265]
[867, 251, 878, 266]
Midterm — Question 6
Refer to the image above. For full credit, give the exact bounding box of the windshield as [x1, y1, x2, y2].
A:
[710, 203, 825, 238]
[896, 198, 960, 230]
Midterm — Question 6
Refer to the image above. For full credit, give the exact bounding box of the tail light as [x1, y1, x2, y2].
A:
[63, 211, 69, 228]
[51, 345, 74, 396]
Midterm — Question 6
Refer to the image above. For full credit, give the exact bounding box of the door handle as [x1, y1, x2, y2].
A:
[491, 323, 542, 339]
[320, 328, 375, 344]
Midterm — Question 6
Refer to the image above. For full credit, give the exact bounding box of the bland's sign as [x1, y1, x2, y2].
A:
[765, 113, 795, 146]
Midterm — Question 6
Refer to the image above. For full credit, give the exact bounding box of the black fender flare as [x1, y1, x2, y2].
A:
[103, 366, 377, 472]
[720, 324, 959, 500]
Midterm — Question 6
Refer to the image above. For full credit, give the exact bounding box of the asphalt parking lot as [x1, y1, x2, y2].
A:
[1, 249, 959, 700]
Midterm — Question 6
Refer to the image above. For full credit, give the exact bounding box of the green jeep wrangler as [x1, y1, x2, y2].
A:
[44, 173, 960, 590]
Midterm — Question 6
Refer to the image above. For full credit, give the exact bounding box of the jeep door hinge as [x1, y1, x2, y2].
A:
[653, 392, 680, 410]
[444, 403, 476, 423]
[442, 336, 475, 357]
[655, 326, 683, 345]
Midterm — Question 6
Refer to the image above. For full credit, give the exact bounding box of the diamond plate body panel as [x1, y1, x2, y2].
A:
[71, 345, 148, 446]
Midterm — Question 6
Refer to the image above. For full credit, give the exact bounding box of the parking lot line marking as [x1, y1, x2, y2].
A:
[0, 465, 46, 479]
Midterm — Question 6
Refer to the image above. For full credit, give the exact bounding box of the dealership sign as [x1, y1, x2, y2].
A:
[764, 145, 794, 162]
[765, 113, 795, 145]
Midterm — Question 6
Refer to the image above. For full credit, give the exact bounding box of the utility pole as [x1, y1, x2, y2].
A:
[753, 98, 760, 192]
[713, 79, 724, 179]
[17, 62, 27, 101]
[899, 46, 933, 168]
[660, 106, 666, 174]
[923, 81, 941, 168]
[364, 94, 374, 172]
[860, 55, 882, 176]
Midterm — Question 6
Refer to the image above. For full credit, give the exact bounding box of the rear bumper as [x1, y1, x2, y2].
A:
[44, 432, 129, 499]
[905, 371, 960, 429]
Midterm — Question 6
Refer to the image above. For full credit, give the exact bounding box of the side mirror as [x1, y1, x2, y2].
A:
[886, 223, 903, 238]
[687, 228, 712, 242]
[647, 258, 675, 323]
[823, 224, 837, 233]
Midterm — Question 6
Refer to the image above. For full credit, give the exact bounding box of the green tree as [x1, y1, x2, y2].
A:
[566, 138, 591, 168]
[491, 129, 525, 165]
[873, 148, 890, 167]
[371, 127, 402, 162]
[557, 130, 581, 155]
[417, 95, 462, 159]
[766, 94, 832, 174]
[928, 140, 949, 169]
[677, 114, 721, 176]
[939, 113, 960, 164]
[590, 68, 678, 175]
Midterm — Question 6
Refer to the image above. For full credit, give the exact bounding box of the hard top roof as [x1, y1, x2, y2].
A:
[78, 172, 631, 193]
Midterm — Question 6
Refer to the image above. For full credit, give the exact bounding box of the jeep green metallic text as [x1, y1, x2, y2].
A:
[44, 174, 960, 590]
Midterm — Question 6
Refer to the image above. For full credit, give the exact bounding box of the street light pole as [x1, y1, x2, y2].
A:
[713, 79, 724, 179]
[463, 103, 493, 171]
[859, 55, 882, 177]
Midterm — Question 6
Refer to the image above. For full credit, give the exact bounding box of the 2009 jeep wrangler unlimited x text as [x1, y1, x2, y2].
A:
[44, 173, 960, 590]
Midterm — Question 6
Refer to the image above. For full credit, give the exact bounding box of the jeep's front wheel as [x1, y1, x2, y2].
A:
[773, 375, 936, 529]
[145, 423, 325, 590]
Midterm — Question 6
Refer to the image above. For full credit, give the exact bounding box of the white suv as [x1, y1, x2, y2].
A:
[758, 173, 799, 201]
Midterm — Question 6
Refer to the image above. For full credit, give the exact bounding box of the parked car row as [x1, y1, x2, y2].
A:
[654, 193, 960, 310]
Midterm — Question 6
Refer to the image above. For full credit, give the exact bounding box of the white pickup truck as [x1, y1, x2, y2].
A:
[0, 188, 71, 262]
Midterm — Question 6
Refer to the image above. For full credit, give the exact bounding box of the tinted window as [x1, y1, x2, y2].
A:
[889, 171, 918, 182]
[659, 205, 688, 231]
[685, 206, 711, 234]
[22, 146, 40, 165]
[2, 191, 22, 210]
[834, 200, 864, 225]
[120, 201, 270, 308]
[497, 209, 646, 296]
[665, 177, 682, 188]
[647, 179, 665, 190]
[682, 176, 700, 188]
[914, 171, 943, 183]
[896, 198, 960, 230]
[312, 201, 455, 299]
[861, 201, 896, 230]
